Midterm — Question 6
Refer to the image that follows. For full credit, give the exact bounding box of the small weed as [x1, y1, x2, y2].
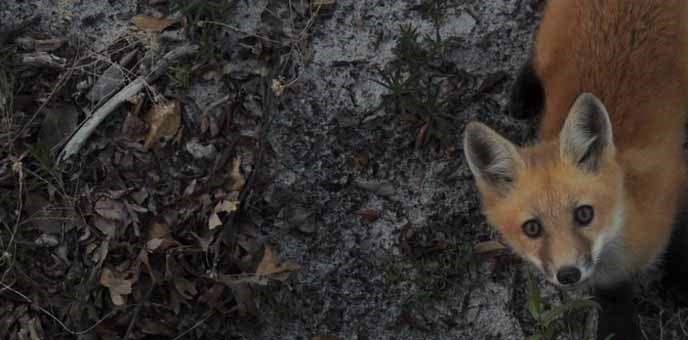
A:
[170, 0, 235, 61]
[0, 46, 17, 150]
[384, 241, 474, 303]
[25, 143, 69, 200]
[372, 24, 460, 146]
[167, 64, 193, 89]
[525, 272, 602, 340]
[412, 0, 455, 27]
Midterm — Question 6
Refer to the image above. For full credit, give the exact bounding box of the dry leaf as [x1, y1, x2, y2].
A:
[143, 100, 181, 149]
[355, 208, 381, 222]
[173, 277, 198, 300]
[218, 246, 300, 286]
[228, 282, 257, 317]
[122, 112, 147, 141]
[94, 198, 129, 222]
[130, 188, 149, 204]
[26, 316, 45, 340]
[237, 232, 258, 254]
[183, 179, 197, 196]
[415, 121, 430, 148]
[229, 156, 246, 191]
[146, 238, 164, 251]
[100, 268, 133, 305]
[208, 213, 222, 230]
[255, 246, 300, 282]
[146, 221, 176, 251]
[148, 221, 171, 239]
[199, 284, 227, 311]
[474, 240, 506, 254]
[271, 79, 285, 96]
[208, 199, 239, 230]
[91, 239, 110, 265]
[132, 15, 177, 32]
[214, 199, 239, 214]
[352, 152, 369, 170]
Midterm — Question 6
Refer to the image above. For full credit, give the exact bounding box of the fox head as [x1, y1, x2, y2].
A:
[463, 93, 625, 288]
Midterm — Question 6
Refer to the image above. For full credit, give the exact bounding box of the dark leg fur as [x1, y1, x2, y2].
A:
[507, 56, 544, 120]
[594, 281, 642, 340]
[661, 204, 688, 305]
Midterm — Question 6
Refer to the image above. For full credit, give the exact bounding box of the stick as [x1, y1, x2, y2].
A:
[19, 52, 66, 68]
[209, 51, 279, 274]
[122, 284, 155, 340]
[57, 44, 198, 163]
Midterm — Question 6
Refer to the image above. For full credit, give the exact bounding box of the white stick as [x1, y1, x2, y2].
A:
[58, 44, 198, 163]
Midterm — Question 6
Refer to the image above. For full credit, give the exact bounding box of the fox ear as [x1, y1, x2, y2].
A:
[560, 92, 615, 172]
[463, 122, 523, 192]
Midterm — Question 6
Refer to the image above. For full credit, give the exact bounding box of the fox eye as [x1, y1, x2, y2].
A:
[522, 219, 543, 238]
[574, 205, 594, 226]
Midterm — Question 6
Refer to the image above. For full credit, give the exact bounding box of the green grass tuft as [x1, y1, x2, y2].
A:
[372, 23, 459, 146]
[170, 0, 235, 61]
[525, 271, 602, 340]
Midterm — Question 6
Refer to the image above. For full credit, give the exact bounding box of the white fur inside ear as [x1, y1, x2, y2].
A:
[559, 93, 614, 170]
[463, 122, 522, 187]
[565, 132, 598, 164]
[482, 142, 516, 180]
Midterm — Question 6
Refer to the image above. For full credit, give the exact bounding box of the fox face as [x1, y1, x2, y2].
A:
[464, 93, 626, 288]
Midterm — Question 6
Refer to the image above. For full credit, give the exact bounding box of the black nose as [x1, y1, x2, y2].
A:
[556, 266, 581, 285]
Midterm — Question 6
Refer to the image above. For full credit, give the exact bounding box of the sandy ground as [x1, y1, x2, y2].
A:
[2, 0, 609, 339]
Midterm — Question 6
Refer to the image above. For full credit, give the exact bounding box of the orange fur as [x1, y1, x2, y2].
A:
[532, 0, 688, 274]
[465, 0, 688, 288]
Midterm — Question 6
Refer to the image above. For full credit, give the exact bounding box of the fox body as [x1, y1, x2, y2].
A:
[463, 1, 688, 339]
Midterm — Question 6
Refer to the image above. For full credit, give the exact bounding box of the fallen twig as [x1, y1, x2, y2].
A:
[19, 52, 67, 69]
[57, 44, 198, 163]
[122, 284, 155, 340]
[209, 51, 280, 275]
[15, 37, 66, 52]
[170, 311, 214, 340]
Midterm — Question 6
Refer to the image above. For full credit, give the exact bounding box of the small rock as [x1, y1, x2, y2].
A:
[185, 139, 217, 159]
[454, 11, 477, 36]
[160, 29, 185, 42]
[35, 233, 59, 247]
[353, 179, 395, 197]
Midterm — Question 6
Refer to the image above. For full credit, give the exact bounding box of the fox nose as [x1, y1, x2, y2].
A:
[556, 266, 581, 285]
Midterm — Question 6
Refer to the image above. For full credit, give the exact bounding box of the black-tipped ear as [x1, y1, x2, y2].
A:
[463, 122, 523, 191]
[559, 93, 615, 172]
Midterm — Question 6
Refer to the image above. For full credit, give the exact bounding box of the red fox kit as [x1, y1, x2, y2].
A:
[463, 1, 688, 339]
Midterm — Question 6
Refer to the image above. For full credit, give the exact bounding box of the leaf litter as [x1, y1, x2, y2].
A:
[0, 0, 306, 338]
